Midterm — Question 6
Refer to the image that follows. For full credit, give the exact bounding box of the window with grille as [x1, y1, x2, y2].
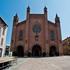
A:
[1, 38, 3, 46]
[3, 27, 5, 35]
[19, 30, 23, 40]
[50, 31, 55, 41]
[0, 27, 1, 37]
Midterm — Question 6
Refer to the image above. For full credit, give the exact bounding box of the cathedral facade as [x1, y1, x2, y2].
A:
[10, 7, 63, 57]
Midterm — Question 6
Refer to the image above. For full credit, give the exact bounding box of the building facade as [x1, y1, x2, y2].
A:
[10, 7, 63, 57]
[0, 17, 8, 57]
[5, 45, 10, 56]
[63, 37, 70, 55]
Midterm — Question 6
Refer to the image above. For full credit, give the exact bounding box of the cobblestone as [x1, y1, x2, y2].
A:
[6, 56, 70, 70]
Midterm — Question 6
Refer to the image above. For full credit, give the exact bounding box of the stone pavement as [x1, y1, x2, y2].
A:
[6, 56, 70, 70]
[0, 56, 15, 63]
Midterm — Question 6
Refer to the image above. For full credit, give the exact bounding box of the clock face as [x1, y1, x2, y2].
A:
[33, 23, 41, 33]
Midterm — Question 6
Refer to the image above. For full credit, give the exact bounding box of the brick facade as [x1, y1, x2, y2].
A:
[10, 6, 63, 57]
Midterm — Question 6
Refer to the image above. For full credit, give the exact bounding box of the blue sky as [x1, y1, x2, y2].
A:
[0, 0, 70, 45]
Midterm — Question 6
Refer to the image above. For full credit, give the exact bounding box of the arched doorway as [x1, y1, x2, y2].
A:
[49, 46, 59, 56]
[16, 46, 24, 57]
[32, 44, 42, 57]
[0, 48, 2, 57]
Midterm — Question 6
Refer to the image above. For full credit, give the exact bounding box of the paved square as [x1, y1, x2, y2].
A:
[7, 56, 70, 70]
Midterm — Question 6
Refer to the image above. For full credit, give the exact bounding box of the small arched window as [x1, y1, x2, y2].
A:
[19, 30, 23, 40]
[50, 31, 55, 41]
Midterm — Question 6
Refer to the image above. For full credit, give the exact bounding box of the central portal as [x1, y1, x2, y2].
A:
[16, 46, 24, 57]
[32, 44, 42, 57]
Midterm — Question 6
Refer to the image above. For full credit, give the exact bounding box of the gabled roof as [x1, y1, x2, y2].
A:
[17, 20, 26, 26]
[0, 17, 8, 27]
[63, 37, 70, 42]
[29, 14, 44, 18]
[48, 20, 55, 25]
[30, 14, 44, 15]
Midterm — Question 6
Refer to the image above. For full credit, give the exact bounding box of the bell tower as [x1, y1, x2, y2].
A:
[13, 14, 19, 25]
[44, 6, 47, 20]
[27, 6, 30, 19]
[25, 6, 30, 56]
[55, 14, 60, 25]
[10, 14, 19, 52]
[55, 14, 63, 55]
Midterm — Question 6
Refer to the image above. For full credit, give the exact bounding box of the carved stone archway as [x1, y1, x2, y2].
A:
[49, 46, 59, 56]
[16, 46, 24, 57]
[32, 44, 42, 57]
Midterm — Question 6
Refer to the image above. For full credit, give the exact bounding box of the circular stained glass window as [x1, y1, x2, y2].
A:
[33, 24, 41, 33]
